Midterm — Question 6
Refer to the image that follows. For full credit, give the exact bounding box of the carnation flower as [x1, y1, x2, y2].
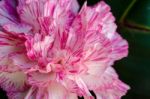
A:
[0, 0, 130, 99]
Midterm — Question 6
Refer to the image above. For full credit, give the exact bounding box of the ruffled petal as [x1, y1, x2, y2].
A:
[27, 71, 56, 86]
[7, 90, 28, 99]
[0, 71, 27, 92]
[110, 33, 128, 62]
[3, 23, 32, 34]
[83, 60, 107, 76]
[0, 32, 28, 92]
[47, 82, 68, 99]
[77, 67, 129, 99]
[17, 0, 79, 33]
[24, 82, 72, 99]
[0, 31, 26, 70]
[52, 0, 79, 32]
[0, 0, 32, 35]
[0, 0, 18, 26]
[81, 31, 112, 76]
[66, 30, 111, 77]
[81, 75, 102, 90]
[68, 93, 78, 99]
[25, 33, 54, 60]
[68, 1, 114, 48]
[66, 1, 114, 54]
[79, 1, 116, 39]
[10, 52, 35, 70]
[68, 1, 128, 66]
[75, 77, 92, 96]
[24, 86, 37, 99]
[17, 0, 51, 32]
[94, 67, 130, 99]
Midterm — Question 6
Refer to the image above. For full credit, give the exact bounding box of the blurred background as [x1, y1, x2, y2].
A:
[1, 0, 150, 99]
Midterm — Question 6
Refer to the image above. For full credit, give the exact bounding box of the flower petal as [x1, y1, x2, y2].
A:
[47, 82, 68, 99]
[17, 0, 50, 32]
[79, 67, 130, 99]
[68, 93, 78, 99]
[0, 32, 21, 70]
[27, 71, 56, 86]
[24, 86, 37, 99]
[0, 32, 28, 92]
[3, 23, 32, 34]
[66, 1, 114, 55]
[0, 0, 18, 26]
[81, 75, 101, 90]
[52, 0, 79, 32]
[0, 71, 27, 92]
[69, 1, 115, 41]
[83, 60, 108, 76]
[68, 1, 128, 66]
[75, 77, 91, 96]
[0, 31, 26, 70]
[17, 0, 79, 33]
[25, 33, 54, 60]
[7, 90, 28, 99]
[110, 33, 128, 62]
[10, 52, 35, 70]
[94, 67, 130, 99]
[25, 82, 69, 99]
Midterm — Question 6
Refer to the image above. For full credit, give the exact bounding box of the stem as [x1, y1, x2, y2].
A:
[119, 0, 137, 23]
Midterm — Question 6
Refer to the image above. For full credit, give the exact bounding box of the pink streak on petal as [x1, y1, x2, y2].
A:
[7, 90, 28, 99]
[94, 67, 130, 99]
[0, 0, 18, 26]
[0, 71, 28, 92]
[3, 23, 32, 34]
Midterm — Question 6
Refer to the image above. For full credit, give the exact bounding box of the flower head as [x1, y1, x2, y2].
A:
[0, 0, 129, 99]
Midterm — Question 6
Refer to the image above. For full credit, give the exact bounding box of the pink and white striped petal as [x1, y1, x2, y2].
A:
[110, 33, 128, 62]
[7, 89, 29, 99]
[0, 31, 27, 70]
[27, 71, 56, 86]
[94, 67, 130, 99]
[47, 82, 68, 99]
[24, 82, 77, 99]
[17, 0, 79, 33]
[3, 23, 32, 34]
[0, 71, 27, 92]
[0, 0, 18, 26]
